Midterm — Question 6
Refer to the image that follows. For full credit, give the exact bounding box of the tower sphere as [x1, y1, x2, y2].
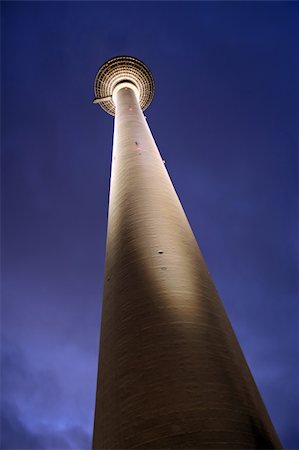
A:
[94, 56, 154, 116]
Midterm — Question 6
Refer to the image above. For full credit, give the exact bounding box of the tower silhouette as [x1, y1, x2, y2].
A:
[92, 56, 282, 450]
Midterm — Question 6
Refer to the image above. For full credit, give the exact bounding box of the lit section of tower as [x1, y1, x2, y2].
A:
[92, 56, 282, 449]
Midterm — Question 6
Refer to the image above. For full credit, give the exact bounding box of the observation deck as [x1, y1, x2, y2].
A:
[94, 56, 154, 116]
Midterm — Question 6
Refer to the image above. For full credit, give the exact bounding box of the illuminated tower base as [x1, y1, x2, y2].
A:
[92, 56, 282, 449]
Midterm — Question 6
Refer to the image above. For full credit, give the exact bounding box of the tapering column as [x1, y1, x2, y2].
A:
[92, 56, 282, 450]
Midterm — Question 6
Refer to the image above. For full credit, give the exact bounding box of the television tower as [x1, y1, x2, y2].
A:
[92, 56, 282, 449]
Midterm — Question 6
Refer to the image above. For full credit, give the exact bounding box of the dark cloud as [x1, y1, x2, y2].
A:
[1, 341, 91, 450]
[2, 400, 46, 450]
[2, 399, 90, 450]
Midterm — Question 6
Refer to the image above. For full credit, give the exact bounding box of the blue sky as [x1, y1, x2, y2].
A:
[1, 2, 298, 449]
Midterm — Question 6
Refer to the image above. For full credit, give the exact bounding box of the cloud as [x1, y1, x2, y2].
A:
[1, 341, 91, 450]
[1, 400, 46, 450]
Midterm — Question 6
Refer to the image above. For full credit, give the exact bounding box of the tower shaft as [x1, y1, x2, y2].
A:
[92, 86, 282, 449]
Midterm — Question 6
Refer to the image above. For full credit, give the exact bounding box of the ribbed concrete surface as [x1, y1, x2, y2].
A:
[92, 87, 282, 449]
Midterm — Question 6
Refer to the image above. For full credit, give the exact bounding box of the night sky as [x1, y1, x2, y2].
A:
[1, 2, 298, 449]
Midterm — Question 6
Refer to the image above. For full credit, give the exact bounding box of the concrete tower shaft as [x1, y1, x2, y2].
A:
[92, 57, 282, 449]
